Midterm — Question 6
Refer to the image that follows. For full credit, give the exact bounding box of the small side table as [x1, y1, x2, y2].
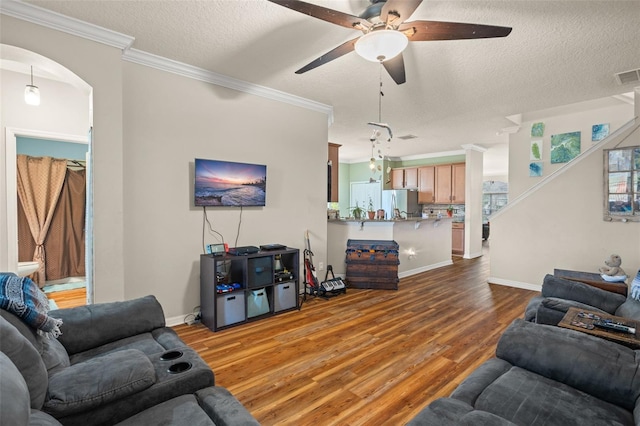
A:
[558, 307, 640, 349]
[554, 268, 628, 297]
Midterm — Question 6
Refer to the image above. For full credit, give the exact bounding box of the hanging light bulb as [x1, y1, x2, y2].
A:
[24, 66, 40, 106]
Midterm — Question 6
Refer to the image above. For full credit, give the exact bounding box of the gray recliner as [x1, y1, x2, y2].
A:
[0, 295, 259, 426]
[408, 319, 640, 425]
[524, 274, 640, 325]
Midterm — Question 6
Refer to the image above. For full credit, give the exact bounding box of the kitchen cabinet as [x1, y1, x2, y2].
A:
[452, 222, 464, 255]
[391, 167, 418, 190]
[417, 166, 435, 204]
[435, 163, 465, 204]
[328, 143, 340, 202]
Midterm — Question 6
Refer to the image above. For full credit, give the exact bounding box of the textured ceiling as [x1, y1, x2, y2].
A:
[23, 0, 640, 173]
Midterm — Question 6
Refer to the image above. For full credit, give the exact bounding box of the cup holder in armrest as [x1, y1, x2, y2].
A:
[167, 362, 192, 374]
[160, 350, 183, 361]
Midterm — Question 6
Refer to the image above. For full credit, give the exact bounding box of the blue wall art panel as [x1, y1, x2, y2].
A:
[550, 131, 581, 163]
[529, 162, 543, 177]
[592, 123, 610, 141]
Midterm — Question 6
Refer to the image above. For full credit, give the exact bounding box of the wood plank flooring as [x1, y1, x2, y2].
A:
[174, 245, 537, 425]
[47, 287, 87, 309]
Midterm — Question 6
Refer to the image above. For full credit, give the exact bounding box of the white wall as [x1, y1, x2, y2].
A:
[122, 62, 328, 317]
[1, 15, 330, 319]
[1, 15, 126, 302]
[489, 97, 639, 289]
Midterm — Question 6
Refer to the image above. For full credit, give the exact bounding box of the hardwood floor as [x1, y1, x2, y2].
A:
[174, 244, 537, 425]
[47, 287, 87, 309]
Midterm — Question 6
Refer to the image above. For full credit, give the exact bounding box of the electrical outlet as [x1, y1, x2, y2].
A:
[318, 262, 324, 271]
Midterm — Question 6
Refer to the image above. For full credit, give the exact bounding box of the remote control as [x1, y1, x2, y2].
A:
[593, 320, 636, 334]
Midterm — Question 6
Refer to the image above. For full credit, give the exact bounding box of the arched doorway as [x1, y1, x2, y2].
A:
[1, 44, 94, 304]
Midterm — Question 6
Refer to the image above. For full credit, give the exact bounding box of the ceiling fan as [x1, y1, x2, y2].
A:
[267, 0, 512, 84]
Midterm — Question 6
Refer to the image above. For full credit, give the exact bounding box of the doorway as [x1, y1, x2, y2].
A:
[2, 45, 94, 306]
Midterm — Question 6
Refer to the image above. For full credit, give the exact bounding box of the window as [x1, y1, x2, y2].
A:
[483, 180, 508, 219]
[604, 146, 640, 221]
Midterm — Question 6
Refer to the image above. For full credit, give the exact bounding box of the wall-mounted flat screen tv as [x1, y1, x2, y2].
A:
[194, 158, 266, 207]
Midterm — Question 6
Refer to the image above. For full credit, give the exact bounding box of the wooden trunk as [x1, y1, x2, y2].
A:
[345, 239, 399, 290]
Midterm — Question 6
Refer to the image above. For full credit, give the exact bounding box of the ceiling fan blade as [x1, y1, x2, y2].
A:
[267, 0, 368, 30]
[382, 53, 406, 85]
[400, 20, 512, 41]
[295, 37, 359, 74]
[380, 0, 423, 26]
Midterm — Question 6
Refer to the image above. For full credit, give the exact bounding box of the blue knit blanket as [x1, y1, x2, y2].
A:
[631, 270, 640, 301]
[0, 273, 62, 338]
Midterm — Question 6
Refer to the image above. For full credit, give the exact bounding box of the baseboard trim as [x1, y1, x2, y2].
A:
[166, 314, 190, 327]
[399, 260, 454, 279]
[488, 277, 541, 292]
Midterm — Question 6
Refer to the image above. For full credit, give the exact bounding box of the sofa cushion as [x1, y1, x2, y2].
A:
[0, 315, 48, 409]
[475, 366, 633, 425]
[114, 394, 215, 426]
[0, 351, 30, 426]
[450, 358, 512, 406]
[196, 386, 261, 426]
[406, 397, 474, 425]
[541, 274, 626, 314]
[40, 335, 70, 376]
[67, 328, 184, 365]
[45, 349, 156, 417]
[497, 319, 640, 411]
[616, 297, 640, 321]
[51, 296, 166, 355]
[28, 410, 64, 426]
[541, 297, 610, 315]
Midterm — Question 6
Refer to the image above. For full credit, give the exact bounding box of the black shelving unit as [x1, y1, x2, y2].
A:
[200, 248, 299, 331]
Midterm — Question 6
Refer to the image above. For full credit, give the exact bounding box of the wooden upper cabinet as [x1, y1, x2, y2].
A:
[392, 167, 418, 190]
[435, 164, 453, 203]
[451, 163, 465, 203]
[418, 166, 435, 204]
[404, 168, 418, 189]
[328, 143, 340, 202]
[435, 163, 465, 204]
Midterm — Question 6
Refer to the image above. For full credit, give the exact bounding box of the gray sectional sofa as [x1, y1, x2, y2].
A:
[408, 319, 640, 425]
[525, 273, 640, 325]
[0, 291, 259, 426]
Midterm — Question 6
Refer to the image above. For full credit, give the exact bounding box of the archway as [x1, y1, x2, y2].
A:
[1, 44, 94, 304]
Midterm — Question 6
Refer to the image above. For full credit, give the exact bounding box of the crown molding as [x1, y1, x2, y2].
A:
[0, 0, 334, 123]
[122, 48, 334, 125]
[461, 144, 488, 153]
[0, 0, 134, 50]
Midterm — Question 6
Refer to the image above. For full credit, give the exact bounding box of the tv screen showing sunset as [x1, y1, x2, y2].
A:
[194, 158, 266, 207]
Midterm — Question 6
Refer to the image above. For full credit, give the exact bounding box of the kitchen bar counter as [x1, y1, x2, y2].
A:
[327, 217, 453, 279]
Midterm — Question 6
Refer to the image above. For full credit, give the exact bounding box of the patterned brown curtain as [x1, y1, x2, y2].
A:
[16, 155, 67, 285]
[45, 168, 86, 280]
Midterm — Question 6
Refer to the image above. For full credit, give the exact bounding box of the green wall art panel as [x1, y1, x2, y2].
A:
[530, 139, 543, 160]
[550, 131, 581, 163]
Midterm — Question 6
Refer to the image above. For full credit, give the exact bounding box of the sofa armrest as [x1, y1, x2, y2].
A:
[450, 358, 512, 406]
[406, 398, 473, 426]
[195, 386, 260, 426]
[541, 274, 625, 314]
[50, 296, 166, 355]
[496, 319, 640, 411]
[45, 349, 155, 417]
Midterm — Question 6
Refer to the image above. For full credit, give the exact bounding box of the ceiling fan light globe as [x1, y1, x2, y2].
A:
[355, 30, 408, 63]
[24, 85, 40, 106]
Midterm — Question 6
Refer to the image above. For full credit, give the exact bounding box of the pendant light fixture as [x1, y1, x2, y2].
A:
[24, 66, 40, 106]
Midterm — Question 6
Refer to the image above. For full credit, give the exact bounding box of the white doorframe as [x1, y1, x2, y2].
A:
[5, 128, 91, 300]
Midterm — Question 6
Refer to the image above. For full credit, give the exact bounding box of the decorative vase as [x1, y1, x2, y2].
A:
[368, 211, 376, 220]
